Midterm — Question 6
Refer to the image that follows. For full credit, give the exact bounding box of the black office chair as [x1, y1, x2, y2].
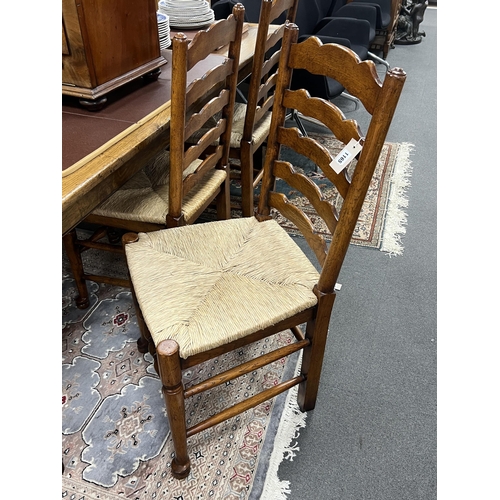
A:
[332, 0, 396, 62]
[288, 0, 373, 133]
[213, 0, 250, 20]
[329, 2, 388, 69]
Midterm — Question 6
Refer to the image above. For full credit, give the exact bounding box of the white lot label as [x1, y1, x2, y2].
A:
[330, 138, 363, 174]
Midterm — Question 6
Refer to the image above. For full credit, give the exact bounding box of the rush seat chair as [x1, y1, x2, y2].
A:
[193, 0, 299, 217]
[122, 22, 406, 479]
[63, 4, 246, 308]
[225, 0, 299, 217]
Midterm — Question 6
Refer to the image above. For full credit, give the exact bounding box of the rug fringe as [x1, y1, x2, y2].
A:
[380, 142, 415, 256]
[260, 359, 307, 500]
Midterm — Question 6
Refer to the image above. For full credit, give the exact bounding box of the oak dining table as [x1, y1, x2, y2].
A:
[62, 23, 270, 236]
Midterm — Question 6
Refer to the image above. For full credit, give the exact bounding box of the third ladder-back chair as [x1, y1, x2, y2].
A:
[190, 0, 299, 217]
[228, 0, 299, 217]
[63, 4, 245, 308]
[122, 21, 406, 479]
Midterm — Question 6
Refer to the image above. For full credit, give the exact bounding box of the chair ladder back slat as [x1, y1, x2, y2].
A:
[268, 191, 328, 265]
[277, 127, 351, 198]
[261, 48, 281, 77]
[183, 148, 223, 196]
[258, 73, 278, 105]
[184, 120, 225, 168]
[288, 37, 383, 114]
[251, 97, 274, 131]
[184, 90, 230, 140]
[187, 14, 239, 70]
[265, 24, 286, 53]
[283, 89, 363, 147]
[269, 0, 297, 22]
[186, 63, 233, 109]
[272, 160, 339, 234]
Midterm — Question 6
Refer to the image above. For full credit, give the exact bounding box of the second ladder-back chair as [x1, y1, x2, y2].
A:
[63, 4, 245, 309]
[190, 0, 299, 217]
[123, 22, 406, 479]
[228, 0, 298, 216]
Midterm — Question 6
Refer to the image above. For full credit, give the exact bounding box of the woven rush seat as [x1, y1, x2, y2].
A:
[92, 151, 226, 225]
[230, 102, 273, 147]
[125, 217, 319, 359]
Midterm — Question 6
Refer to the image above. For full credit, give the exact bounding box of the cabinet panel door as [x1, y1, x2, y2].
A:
[80, 0, 161, 86]
[62, 0, 94, 88]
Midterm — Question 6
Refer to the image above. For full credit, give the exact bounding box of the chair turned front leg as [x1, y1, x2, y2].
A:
[157, 339, 191, 479]
[129, 285, 150, 355]
[63, 229, 90, 309]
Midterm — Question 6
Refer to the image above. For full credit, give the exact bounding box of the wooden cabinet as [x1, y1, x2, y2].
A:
[62, 0, 167, 109]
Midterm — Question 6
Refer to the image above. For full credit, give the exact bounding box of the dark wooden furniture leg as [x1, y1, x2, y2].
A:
[63, 229, 89, 309]
[123, 232, 151, 354]
[239, 140, 254, 217]
[143, 67, 162, 82]
[78, 96, 108, 111]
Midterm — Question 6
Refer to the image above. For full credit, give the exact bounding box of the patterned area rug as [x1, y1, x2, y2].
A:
[210, 134, 414, 256]
[62, 269, 307, 500]
[276, 135, 414, 256]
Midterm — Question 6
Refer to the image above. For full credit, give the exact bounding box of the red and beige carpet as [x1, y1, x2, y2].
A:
[275, 135, 414, 256]
[62, 275, 306, 500]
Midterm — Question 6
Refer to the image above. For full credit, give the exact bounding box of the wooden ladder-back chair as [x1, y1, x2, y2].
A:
[229, 0, 298, 216]
[123, 21, 406, 479]
[63, 4, 245, 308]
[189, 0, 299, 217]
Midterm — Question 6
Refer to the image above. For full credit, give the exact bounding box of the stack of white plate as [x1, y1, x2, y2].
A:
[158, 0, 215, 29]
[157, 12, 171, 49]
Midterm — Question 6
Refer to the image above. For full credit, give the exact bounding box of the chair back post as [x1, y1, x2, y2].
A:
[241, 0, 273, 143]
[241, 0, 297, 142]
[283, 0, 298, 23]
[256, 21, 300, 219]
[218, 3, 246, 169]
[169, 33, 190, 221]
[317, 65, 406, 293]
